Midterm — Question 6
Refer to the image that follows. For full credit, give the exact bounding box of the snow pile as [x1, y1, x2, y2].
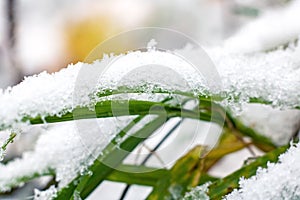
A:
[207, 40, 300, 144]
[224, 0, 300, 53]
[0, 117, 134, 192]
[209, 40, 300, 110]
[238, 104, 300, 145]
[224, 142, 300, 200]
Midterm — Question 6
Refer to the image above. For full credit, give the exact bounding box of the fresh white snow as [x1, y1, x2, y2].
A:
[0, 117, 134, 192]
[224, 142, 300, 200]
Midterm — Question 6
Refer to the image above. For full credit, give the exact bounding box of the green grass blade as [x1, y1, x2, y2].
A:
[106, 164, 169, 186]
[208, 145, 289, 199]
[54, 115, 167, 200]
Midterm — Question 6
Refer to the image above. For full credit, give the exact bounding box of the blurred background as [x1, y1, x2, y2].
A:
[0, 0, 289, 89]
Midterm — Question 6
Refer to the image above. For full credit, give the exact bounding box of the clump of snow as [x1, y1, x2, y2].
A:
[223, 0, 300, 53]
[182, 182, 210, 200]
[238, 104, 300, 145]
[34, 185, 57, 200]
[208, 38, 300, 110]
[224, 142, 300, 200]
[0, 149, 4, 162]
[207, 39, 300, 144]
[0, 117, 134, 192]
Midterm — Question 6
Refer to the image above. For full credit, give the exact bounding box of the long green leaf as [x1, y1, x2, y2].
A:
[106, 164, 169, 186]
[26, 100, 224, 125]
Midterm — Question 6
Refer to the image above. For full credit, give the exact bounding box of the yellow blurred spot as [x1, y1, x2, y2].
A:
[64, 16, 117, 63]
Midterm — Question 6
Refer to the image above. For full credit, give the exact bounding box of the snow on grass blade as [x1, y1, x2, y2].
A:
[54, 115, 167, 200]
[0, 44, 299, 131]
[22, 97, 277, 154]
[0, 117, 135, 193]
[224, 142, 300, 200]
[207, 145, 289, 199]
[237, 104, 300, 146]
[207, 38, 300, 111]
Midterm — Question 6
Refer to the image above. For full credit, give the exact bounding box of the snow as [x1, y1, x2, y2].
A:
[223, 0, 300, 53]
[0, 50, 207, 131]
[0, 40, 299, 131]
[181, 143, 300, 200]
[0, 117, 134, 192]
[0, 36, 299, 173]
[182, 182, 210, 200]
[224, 142, 300, 200]
[238, 104, 300, 145]
[209, 40, 300, 110]
[34, 185, 57, 200]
